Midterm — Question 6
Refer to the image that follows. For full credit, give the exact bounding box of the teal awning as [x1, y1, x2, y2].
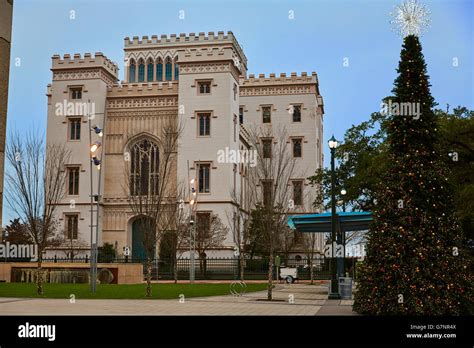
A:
[287, 212, 372, 233]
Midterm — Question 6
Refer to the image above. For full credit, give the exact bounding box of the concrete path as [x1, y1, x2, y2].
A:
[0, 284, 357, 316]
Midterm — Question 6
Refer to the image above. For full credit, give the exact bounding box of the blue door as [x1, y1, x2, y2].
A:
[132, 219, 147, 261]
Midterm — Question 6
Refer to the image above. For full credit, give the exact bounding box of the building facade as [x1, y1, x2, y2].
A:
[0, 0, 14, 229]
[45, 31, 325, 259]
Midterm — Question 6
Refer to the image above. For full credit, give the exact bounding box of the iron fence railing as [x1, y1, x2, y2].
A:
[15, 256, 360, 281]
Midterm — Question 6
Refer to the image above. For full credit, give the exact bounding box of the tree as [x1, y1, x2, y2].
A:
[195, 213, 227, 275]
[353, 35, 473, 315]
[5, 131, 70, 295]
[246, 126, 296, 300]
[3, 218, 32, 244]
[124, 117, 182, 297]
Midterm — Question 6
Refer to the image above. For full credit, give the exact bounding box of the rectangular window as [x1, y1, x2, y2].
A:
[233, 114, 237, 142]
[292, 105, 301, 122]
[68, 167, 80, 195]
[262, 106, 271, 123]
[292, 139, 302, 158]
[262, 180, 273, 207]
[68, 118, 81, 141]
[293, 181, 303, 206]
[239, 107, 244, 124]
[198, 113, 211, 136]
[66, 215, 78, 240]
[198, 81, 211, 94]
[70, 88, 82, 100]
[198, 163, 210, 193]
[196, 212, 211, 237]
[262, 139, 272, 158]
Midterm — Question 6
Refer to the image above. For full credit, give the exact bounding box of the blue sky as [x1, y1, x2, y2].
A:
[4, 0, 473, 223]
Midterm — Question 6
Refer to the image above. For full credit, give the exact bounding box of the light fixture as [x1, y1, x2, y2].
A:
[341, 189, 347, 196]
[92, 156, 101, 170]
[328, 135, 338, 149]
[190, 199, 195, 205]
[90, 141, 101, 153]
[92, 125, 103, 137]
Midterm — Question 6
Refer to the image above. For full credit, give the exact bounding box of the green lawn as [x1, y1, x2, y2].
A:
[0, 282, 267, 299]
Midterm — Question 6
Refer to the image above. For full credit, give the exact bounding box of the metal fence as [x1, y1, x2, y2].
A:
[32, 256, 356, 281]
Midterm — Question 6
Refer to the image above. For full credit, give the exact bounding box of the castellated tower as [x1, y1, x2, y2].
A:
[45, 53, 118, 257]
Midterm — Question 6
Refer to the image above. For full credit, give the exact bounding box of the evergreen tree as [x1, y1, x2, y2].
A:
[353, 35, 473, 315]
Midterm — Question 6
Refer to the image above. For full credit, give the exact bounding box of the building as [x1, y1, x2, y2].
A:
[0, 0, 13, 229]
[45, 31, 325, 259]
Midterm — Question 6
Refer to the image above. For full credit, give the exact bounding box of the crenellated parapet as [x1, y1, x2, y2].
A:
[51, 52, 119, 80]
[240, 72, 323, 98]
[107, 81, 179, 97]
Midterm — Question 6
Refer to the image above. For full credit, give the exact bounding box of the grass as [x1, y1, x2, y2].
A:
[0, 282, 268, 299]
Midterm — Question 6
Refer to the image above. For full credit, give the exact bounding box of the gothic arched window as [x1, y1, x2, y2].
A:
[156, 58, 163, 81]
[165, 57, 172, 81]
[174, 57, 179, 80]
[130, 138, 159, 196]
[129, 59, 136, 83]
[138, 58, 145, 82]
[147, 58, 154, 82]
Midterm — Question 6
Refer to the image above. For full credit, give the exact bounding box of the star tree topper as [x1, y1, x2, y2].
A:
[390, 0, 431, 37]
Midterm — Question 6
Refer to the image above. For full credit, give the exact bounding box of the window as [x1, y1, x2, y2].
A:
[147, 58, 154, 82]
[233, 83, 238, 100]
[292, 139, 302, 158]
[262, 106, 271, 123]
[262, 139, 272, 158]
[233, 114, 237, 142]
[130, 139, 160, 196]
[174, 58, 179, 80]
[239, 107, 244, 124]
[68, 118, 81, 141]
[138, 59, 145, 82]
[292, 105, 301, 122]
[129, 59, 136, 83]
[198, 163, 210, 193]
[198, 81, 211, 94]
[70, 88, 82, 100]
[293, 181, 303, 206]
[262, 180, 273, 207]
[68, 167, 80, 195]
[156, 58, 163, 81]
[198, 113, 211, 136]
[66, 215, 78, 240]
[196, 212, 211, 238]
[165, 57, 172, 81]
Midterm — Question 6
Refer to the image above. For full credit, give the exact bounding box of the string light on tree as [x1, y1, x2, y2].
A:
[390, 0, 431, 37]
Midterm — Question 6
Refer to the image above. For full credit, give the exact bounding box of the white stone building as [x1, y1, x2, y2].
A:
[45, 31, 325, 259]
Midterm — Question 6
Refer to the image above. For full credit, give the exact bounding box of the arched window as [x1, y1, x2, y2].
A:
[165, 57, 172, 81]
[174, 57, 179, 80]
[147, 58, 154, 82]
[138, 58, 145, 82]
[156, 58, 163, 81]
[129, 59, 136, 83]
[130, 138, 159, 196]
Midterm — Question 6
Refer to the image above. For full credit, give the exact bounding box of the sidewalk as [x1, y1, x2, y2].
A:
[0, 284, 357, 316]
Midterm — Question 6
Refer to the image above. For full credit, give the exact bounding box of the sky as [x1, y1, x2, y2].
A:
[4, 0, 473, 223]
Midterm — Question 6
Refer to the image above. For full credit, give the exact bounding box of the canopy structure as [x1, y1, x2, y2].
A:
[287, 212, 373, 233]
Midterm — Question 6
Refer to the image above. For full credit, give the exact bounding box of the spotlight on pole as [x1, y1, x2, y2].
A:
[90, 141, 101, 153]
[92, 125, 103, 137]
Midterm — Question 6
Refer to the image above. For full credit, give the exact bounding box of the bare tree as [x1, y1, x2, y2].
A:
[195, 212, 228, 276]
[5, 131, 70, 294]
[124, 117, 182, 297]
[247, 125, 296, 300]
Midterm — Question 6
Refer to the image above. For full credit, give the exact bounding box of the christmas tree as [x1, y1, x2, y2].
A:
[353, 1, 473, 315]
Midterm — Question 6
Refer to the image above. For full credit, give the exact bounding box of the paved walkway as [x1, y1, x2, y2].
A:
[0, 284, 357, 315]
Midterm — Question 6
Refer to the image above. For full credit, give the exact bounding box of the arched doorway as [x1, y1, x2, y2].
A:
[132, 217, 148, 261]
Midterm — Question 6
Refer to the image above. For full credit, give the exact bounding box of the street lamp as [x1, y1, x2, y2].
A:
[189, 177, 197, 284]
[340, 189, 347, 212]
[328, 135, 341, 299]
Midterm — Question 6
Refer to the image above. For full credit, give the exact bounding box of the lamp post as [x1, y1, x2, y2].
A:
[88, 108, 105, 293]
[328, 135, 341, 299]
[189, 177, 197, 284]
[338, 188, 347, 278]
[340, 189, 347, 213]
